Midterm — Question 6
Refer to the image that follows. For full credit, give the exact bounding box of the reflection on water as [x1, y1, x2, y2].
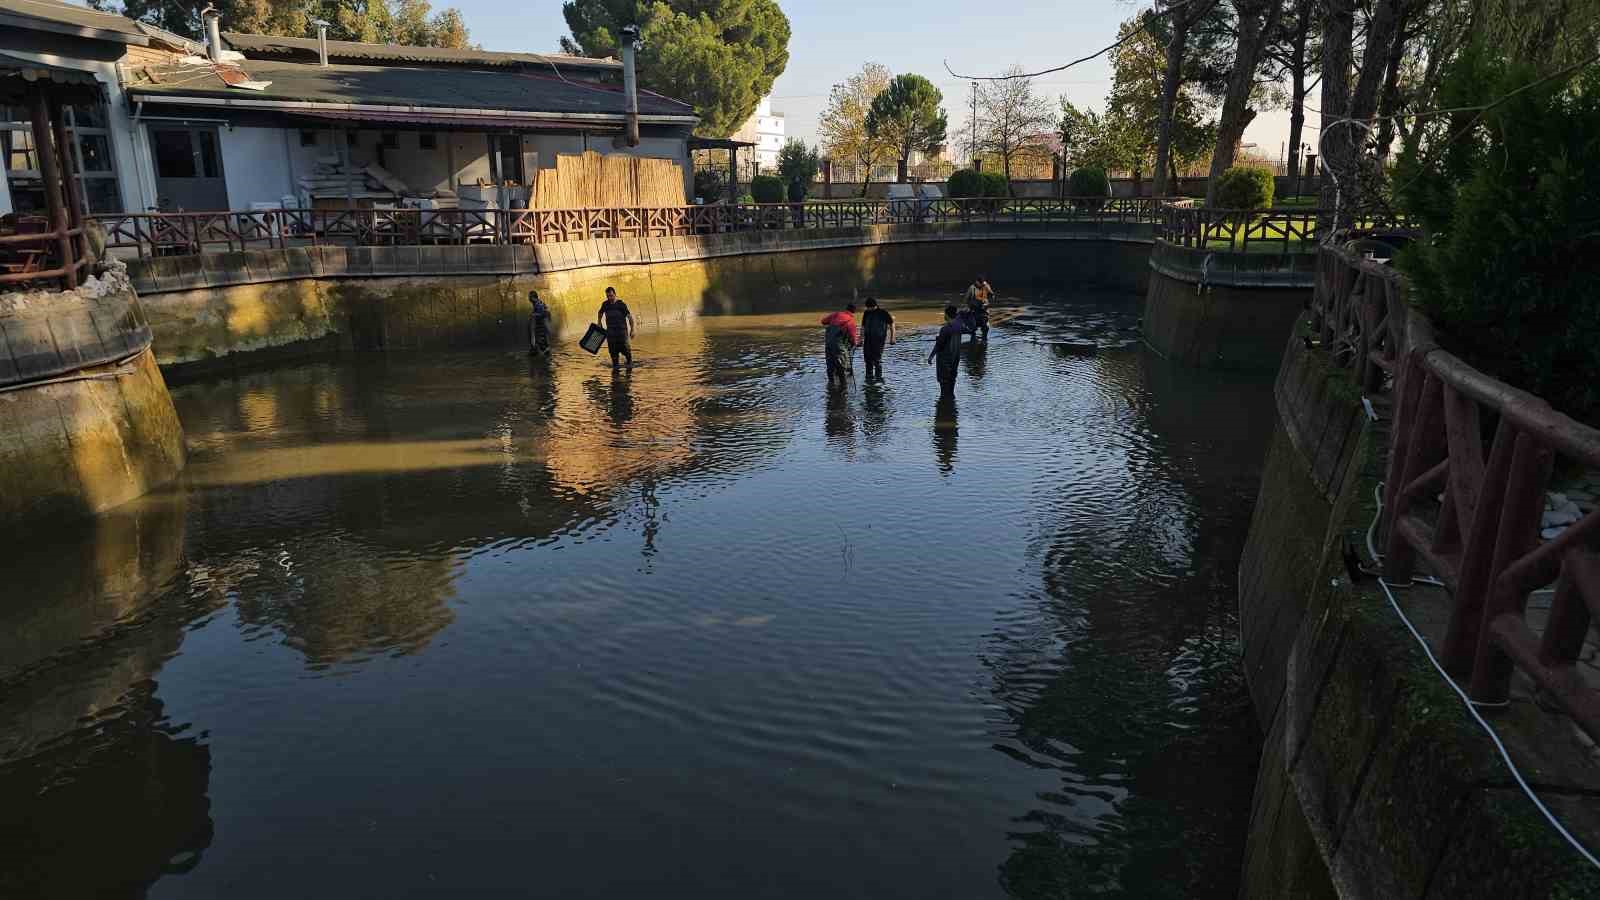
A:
[0, 292, 1275, 898]
[933, 394, 959, 474]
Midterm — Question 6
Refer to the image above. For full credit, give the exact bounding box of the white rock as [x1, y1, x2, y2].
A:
[1542, 526, 1567, 540]
[1545, 508, 1581, 528]
[1549, 492, 1569, 509]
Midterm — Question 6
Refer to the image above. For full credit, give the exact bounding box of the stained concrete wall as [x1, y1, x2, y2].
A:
[1237, 333, 1600, 898]
[127, 226, 1155, 375]
[1142, 241, 1315, 371]
[0, 347, 185, 535]
[0, 273, 187, 535]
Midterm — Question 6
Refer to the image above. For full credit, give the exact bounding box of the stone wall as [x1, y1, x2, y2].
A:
[127, 225, 1155, 376]
[1236, 331, 1600, 898]
[0, 274, 187, 534]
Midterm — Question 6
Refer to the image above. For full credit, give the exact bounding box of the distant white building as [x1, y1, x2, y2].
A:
[732, 96, 784, 176]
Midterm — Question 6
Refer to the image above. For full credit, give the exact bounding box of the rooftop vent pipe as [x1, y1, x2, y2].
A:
[202, 4, 222, 63]
[613, 24, 642, 148]
[312, 19, 332, 67]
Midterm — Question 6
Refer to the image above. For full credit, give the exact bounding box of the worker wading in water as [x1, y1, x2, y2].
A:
[820, 302, 860, 388]
[964, 275, 993, 342]
[860, 297, 896, 382]
[597, 287, 635, 370]
[928, 304, 966, 398]
[528, 290, 552, 355]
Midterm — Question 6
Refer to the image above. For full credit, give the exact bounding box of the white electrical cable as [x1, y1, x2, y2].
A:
[1364, 482, 1600, 870]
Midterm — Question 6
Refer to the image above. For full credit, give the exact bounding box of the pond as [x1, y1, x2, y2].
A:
[0, 290, 1275, 898]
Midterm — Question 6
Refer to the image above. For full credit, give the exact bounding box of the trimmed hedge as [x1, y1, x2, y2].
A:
[1068, 167, 1110, 210]
[1067, 166, 1111, 198]
[947, 168, 983, 198]
[948, 169, 1010, 198]
[1214, 165, 1276, 210]
[750, 175, 785, 204]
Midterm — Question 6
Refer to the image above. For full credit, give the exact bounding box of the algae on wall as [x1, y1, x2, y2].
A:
[135, 238, 1155, 373]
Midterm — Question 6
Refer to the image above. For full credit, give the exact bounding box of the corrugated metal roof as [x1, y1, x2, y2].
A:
[222, 32, 621, 72]
[0, 0, 147, 40]
[128, 59, 694, 119]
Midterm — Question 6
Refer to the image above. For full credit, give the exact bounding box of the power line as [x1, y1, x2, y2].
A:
[943, 0, 1215, 82]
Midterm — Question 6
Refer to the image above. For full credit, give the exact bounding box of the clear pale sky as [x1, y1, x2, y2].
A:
[425, 0, 1307, 163]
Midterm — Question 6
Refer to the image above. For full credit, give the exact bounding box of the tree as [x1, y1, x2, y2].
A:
[1395, 45, 1600, 421]
[776, 139, 819, 184]
[1151, 0, 1225, 195]
[1102, 16, 1215, 194]
[1263, 0, 1318, 188]
[103, 0, 472, 46]
[865, 73, 947, 183]
[561, 0, 791, 138]
[1058, 98, 1095, 169]
[974, 67, 1057, 184]
[1204, 0, 1286, 206]
[1316, 0, 1410, 225]
[816, 62, 894, 192]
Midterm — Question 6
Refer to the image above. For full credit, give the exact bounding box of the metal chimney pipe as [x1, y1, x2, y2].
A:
[313, 20, 331, 67]
[202, 4, 222, 63]
[613, 24, 641, 148]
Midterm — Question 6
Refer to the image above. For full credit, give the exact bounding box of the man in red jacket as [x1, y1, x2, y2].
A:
[820, 303, 859, 388]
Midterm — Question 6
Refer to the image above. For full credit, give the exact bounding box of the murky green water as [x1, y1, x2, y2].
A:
[1, 291, 1275, 898]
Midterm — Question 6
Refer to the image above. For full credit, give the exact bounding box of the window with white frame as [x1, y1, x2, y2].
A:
[1, 102, 122, 215]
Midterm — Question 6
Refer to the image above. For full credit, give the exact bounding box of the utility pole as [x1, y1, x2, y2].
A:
[969, 81, 978, 167]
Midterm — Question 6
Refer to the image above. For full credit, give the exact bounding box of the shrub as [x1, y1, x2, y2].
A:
[750, 175, 785, 204]
[1213, 165, 1275, 210]
[979, 171, 1010, 198]
[946, 168, 983, 198]
[1068, 166, 1110, 197]
[693, 169, 725, 204]
[1396, 45, 1600, 423]
[1068, 166, 1110, 210]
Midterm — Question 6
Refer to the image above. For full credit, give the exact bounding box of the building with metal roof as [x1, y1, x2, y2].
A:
[0, 0, 700, 216]
[221, 32, 622, 73]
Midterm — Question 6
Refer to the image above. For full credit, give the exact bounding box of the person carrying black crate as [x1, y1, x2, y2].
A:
[597, 286, 635, 369]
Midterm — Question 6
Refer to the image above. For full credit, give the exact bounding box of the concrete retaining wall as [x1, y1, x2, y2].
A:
[1236, 333, 1600, 898]
[130, 227, 1155, 375]
[1141, 241, 1313, 371]
[0, 345, 185, 535]
[0, 278, 187, 535]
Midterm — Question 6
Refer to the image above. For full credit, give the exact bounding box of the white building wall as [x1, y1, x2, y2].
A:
[732, 96, 785, 174]
[206, 127, 691, 208]
[218, 125, 294, 208]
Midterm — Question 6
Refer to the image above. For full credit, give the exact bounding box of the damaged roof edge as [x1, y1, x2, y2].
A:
[221, 32, 622, 71]
[126, 91, 698, 124]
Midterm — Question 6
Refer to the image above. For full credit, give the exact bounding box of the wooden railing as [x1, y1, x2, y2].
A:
[90, 197, 1173, 259]
[1158, 203, 1327, 253]
[1317, 245, 1600, 743]
[1158, 203, 1410, 255]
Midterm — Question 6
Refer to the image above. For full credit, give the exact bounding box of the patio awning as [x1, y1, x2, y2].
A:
[0, 51, 104, 104]
[287, 108, 622, 132]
